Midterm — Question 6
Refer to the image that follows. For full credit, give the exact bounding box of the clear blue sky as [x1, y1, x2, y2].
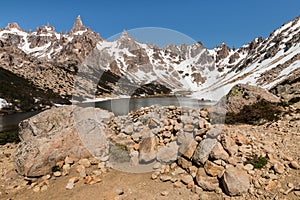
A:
[0, 0, 299, 48]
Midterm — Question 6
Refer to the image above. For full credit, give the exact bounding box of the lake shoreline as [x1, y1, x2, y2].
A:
[0, 95, 214, 138]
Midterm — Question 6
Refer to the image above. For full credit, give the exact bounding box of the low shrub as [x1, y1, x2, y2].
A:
[244, 155, 268, 169]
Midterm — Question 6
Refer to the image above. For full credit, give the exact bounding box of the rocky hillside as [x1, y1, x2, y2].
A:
[3, 86, 299, 199]
[0, 15, 299, 109]
[205, 15, 300, 99]
[0, 67, 70, 113]
[0, 16, 101, 98]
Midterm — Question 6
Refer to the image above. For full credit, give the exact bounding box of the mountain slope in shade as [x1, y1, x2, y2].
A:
[0, 15, 299, 103]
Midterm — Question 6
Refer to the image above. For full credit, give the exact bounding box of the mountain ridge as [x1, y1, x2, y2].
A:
[0, 15, 299, 111]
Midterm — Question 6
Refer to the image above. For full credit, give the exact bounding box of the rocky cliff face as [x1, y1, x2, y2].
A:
[0, 15, 299, 108]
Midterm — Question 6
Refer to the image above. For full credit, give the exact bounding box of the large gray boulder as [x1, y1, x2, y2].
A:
[221, 166, 250, 196]
[14, 105, 114, 177]
[157, 141, 179, 163]
[192, 138, 218, 166]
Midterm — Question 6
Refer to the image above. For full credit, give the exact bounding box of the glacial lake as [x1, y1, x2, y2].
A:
[0, 96, 214, 133]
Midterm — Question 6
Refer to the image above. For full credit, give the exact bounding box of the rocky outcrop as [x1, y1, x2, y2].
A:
[271, 75, 300, 109]
[0, 67, 70, 113]
[219, 84, 283, 124]
[5, 22, 22, 31]
[215, 43, 230, 63]
[14, 106, 114, 177]
[72, 15, 86, 32]
[223, 84, 280, 114]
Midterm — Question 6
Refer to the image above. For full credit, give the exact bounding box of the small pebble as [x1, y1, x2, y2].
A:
[40, 185, 48, 192]
[62, 164, 71, 176]
[115, 188, 124, 195]
[68, 177, 80, 184]
[97, 162, 105, 169]
[287, 183, 294, 188]
[151, 172, 159, 180]
[66, 182, 74, 190]
[53, 171, 62, 177]
[170, 163, 177, 169]
[269, 174, 277, 180]
[78, 158, 91, 168]
[30, 182, 38, 188]
[294, 191, 300, 196]
[33, 186, 40, 192]
[42, 174, 51, 180]
[244, 164, 254, 171]
[153, 162, 162, 170]
[170, 177, 178, 183]
[160, 175, 171, 182]
[274, 162, 285, 174]
[290, 161, 300, 169]
[65, 156, 74, 165]
[173, 181, 184, 188]
[257, 190, 263, 195]
[92, 170, 102, 176]
[56, 160, 64, 168]
[89, 178, 102, 185]
[181, 174, 193, 185]
[89, 157, 99, 165]
[161, 191, 169, 196]
[84, 176, 93, 184]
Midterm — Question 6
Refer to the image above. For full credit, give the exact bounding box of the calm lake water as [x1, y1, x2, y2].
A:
[0, 111, 41, 132]
[0, 97, 214, 132]
[94, 96, 213, 116]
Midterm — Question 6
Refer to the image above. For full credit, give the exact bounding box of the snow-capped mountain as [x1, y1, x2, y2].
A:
[0, 15, 299, 104]
[78, 32, 217, 99]
[205, 16, 300, 99]
[0, 16, 102, 99]
[0, 16, 102, 61]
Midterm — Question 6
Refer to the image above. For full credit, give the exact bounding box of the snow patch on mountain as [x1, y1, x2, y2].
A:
[0, 98, 10, 110]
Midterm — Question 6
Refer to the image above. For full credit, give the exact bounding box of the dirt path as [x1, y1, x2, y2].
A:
[8, 169, 216, 200]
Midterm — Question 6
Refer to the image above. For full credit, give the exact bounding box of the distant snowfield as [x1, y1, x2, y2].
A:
[74, 95, 131, 103]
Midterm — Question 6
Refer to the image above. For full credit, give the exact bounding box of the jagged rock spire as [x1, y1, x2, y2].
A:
[72, 15, 86, 32]
[120, 29, 132, 39]
[121, 29, 128, 36]
[5, 22, 22, 31]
